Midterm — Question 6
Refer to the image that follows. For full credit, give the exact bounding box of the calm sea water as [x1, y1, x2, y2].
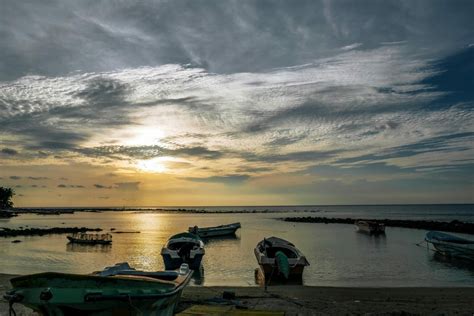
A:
[1, 205, 473, 287]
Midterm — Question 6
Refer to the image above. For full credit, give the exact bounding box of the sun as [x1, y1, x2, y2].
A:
[136, 157, 170, 173]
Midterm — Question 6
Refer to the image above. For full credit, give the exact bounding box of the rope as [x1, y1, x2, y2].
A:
[127, 294, 142, 316]
[8, 300, 17, 316]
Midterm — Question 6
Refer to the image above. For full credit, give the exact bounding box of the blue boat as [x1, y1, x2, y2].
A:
[161, 232, 205, 270]
[425, 231, 474, 261]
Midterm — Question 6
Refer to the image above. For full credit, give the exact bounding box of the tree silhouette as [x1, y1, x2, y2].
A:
[0, 187, 15, 209]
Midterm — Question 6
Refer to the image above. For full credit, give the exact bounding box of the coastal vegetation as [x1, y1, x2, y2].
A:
[0, 187, 14, 209]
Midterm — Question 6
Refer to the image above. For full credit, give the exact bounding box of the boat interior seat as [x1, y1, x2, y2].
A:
[264, 247, 298, 259]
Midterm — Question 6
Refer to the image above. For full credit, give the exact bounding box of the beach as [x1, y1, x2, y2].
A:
[1, 274, 473, 315]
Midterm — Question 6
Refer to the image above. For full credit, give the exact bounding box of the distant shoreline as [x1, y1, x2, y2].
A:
[7, 207, 325, 215]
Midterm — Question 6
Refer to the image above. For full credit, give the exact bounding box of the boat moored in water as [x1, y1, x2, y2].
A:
[161, 232, 205, 270]
[4, 262, 193, 316]
[425, 231, 474, 261]
[254, 237, 309, 281]
[67, 233, 112, 245]
[355, 220, 385, 234]
[188, 222, 241, 238]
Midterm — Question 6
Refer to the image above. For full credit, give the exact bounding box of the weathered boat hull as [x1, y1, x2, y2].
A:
[4, 268, 193, 316]
[355, 221, 385, 234]
[67, 236, 112, 245]
[162, 253, 204, 270]
[254, 237, 309, 282]
[161, 232, 205, 271]
[258, 263, 306, 280]
[425, 231, 474, 261]
[188, 223, 241, 238]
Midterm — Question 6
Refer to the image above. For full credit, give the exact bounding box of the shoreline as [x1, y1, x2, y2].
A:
[1, 274, 473, 315]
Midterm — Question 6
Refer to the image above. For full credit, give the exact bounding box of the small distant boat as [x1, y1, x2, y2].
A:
[4, 262, 192, 316]
[254, 237, 309, 280]
[67, 233, 112, 245]
[355, 220, 385, 234]
[161, 232, 205, 270]
[188, 222, 241, 237]
[425, 231, 474, 261]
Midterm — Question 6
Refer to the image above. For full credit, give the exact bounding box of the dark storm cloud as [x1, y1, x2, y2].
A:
[1, 0, 473, 81]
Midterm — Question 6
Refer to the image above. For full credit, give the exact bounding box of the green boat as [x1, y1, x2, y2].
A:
[4, 262, 193, 316]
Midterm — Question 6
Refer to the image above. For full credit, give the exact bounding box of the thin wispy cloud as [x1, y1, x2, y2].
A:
[0, 0, 472, 205]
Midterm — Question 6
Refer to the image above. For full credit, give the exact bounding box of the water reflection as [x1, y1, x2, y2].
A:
[355, 230, 387, 249]
[66, 242, 112, 253]
[254, 267, 303, 286]
[190, 266, 205, 285]
[431, 252, 474, 275]
[202, 234, 240, 245]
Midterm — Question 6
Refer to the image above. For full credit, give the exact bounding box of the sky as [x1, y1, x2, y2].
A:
[0, 0, 473, 207]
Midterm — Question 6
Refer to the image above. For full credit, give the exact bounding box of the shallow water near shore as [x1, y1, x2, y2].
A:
[1, 205, 473, 287]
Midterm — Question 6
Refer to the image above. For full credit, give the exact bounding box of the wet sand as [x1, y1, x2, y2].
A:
[1, 274, 473, 315]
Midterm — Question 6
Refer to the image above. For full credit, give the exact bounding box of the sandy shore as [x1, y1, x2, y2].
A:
[1, 274, 473, 315]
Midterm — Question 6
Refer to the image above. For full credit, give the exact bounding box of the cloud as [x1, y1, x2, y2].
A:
[94, 184, 112, 189]
[9, 176, 21, 180]
[185, 174, 250, 184]
[1, 0, 473, 81]
[114, 182, 140, 190]
[79, 144, 224, 160]
[58, 184, 85, 188]
[1, 148, 18, 156]
[28, 176, 49, 180]
[0, 1, 472, 204]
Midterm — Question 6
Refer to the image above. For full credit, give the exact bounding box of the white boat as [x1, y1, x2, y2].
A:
[254, 237, 309, 280]
[188, 222, 241, 237]
[425, 231, 474, 261]
[355, 220, 385, 234]
[67, 233, 112, 245]
[161, 232, 205, 270]
[4, 263, 192, 316]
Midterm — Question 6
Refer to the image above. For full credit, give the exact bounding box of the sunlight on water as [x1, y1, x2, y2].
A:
[0, 208, 473, 287]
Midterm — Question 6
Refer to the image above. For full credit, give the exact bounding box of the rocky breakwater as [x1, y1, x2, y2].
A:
[281, 217, 474, 235]
[0, 227, 102, 237]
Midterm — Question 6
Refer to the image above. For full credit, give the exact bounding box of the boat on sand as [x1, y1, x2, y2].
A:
[3, 262, 193, 316]
[254, 237, 309, 281]
[188, 222, 241, 238]
[425, 231, 474, 261]
[161, 232, 205, 270]
[67, 233, 112, 245]
[355, 220, 385, 234]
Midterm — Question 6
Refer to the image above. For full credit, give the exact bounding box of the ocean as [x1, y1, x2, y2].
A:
[1, 204, 473, 287]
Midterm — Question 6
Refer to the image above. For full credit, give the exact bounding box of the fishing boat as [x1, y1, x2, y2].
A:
[425, 231, 474, 261]
[3, 262, 193, 316]
[161, 232, 205, 270]
[188, 222, 241, 237]
[254, 237, 309, 280]
[355, 220, 385, 234]
[67, 232, 112, 245]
